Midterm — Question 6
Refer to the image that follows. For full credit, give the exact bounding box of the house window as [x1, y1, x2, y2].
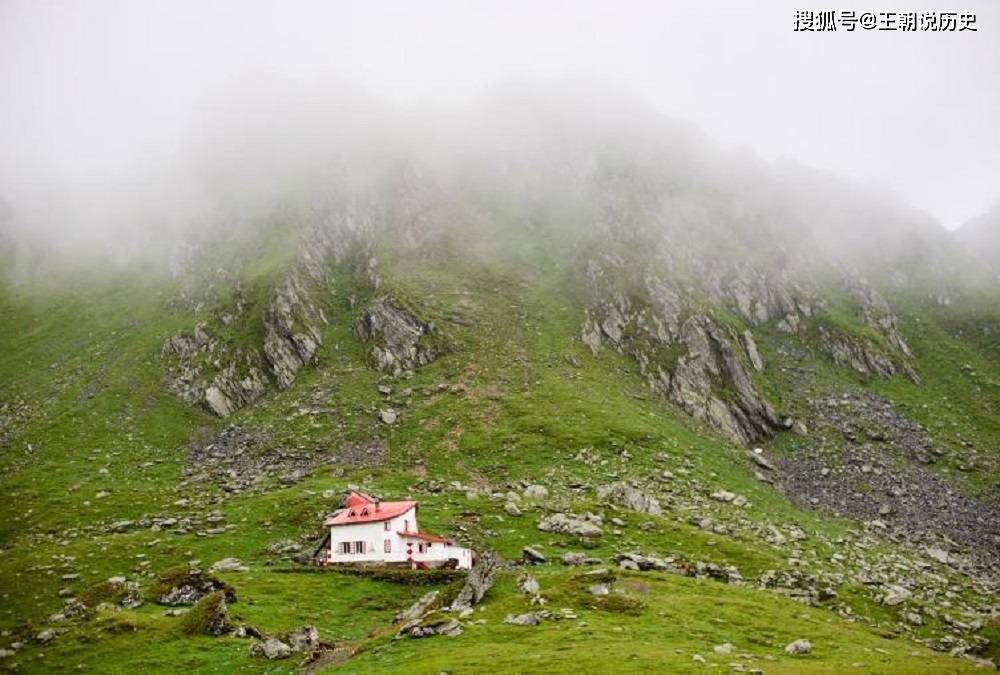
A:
[384, 539, 391, 553]
[418, 543, 426, 553]
[404, 519, 409, 531]
[361, 508, 369, 516]
[339, 541, 351, 554]
[384, 521, 391, 532]
[354, 541, 366, 554]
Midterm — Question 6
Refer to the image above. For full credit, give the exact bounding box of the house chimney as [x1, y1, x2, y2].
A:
[374, 497, 380, 511]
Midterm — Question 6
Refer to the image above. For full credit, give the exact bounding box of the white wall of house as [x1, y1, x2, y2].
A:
[325, 506, 472, 568]
[326, 506, 420, 565]
[404, 540, 473, 569]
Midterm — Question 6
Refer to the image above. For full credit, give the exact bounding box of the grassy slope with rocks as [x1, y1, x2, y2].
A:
[0, 210, 996, 673]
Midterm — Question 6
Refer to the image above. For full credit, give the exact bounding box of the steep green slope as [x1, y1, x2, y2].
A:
[0, 215, 996, 673]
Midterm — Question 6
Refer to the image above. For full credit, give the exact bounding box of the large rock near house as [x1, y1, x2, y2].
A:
[451, 550, 499, 611]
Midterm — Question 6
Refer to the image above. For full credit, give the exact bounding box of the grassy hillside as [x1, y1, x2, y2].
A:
[0, 221, 996, 673]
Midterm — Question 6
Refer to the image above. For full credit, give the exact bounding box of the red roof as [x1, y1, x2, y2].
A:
[398, 531, 452, 544]
[324, 491, 415, 526]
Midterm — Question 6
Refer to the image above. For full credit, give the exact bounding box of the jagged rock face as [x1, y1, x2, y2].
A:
[580, 202, 924, 442]
[204, 360, 268, 417]
[667, 316, 781, 445]
[689, 258, 818, 329]
[262, 272, 326, 389]
[162, 210, 373, 417]
[847, 280, 912, 357]
[739, 330, 764, 371]
[582, 263, 780, 444]
[354, 296, 437, 375]
[818, 328, 896, 379]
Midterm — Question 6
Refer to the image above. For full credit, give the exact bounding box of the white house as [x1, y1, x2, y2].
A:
[318, 491, 473, 570]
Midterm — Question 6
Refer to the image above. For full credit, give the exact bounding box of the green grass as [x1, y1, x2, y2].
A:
[344, 569, 977, 674]
[0, 210, 996, 673]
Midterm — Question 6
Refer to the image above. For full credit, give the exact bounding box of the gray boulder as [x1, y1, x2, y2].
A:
[784, 638, 812, 655]
[285, 625, 320, 651]
[451, 550, 499, 611]
[596, 482, 662, 515]
[504, 613, 541, 626]
[209, 557, 248, 573]
[538, 513, 602, 537]
[251, 637, 292, 660]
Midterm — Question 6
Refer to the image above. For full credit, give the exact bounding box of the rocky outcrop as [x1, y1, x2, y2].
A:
[262, 272, 326, 389]
[162, 209, 376, 417]
[818, 328, 897, 379]
[665, 316, 781, 445]
[847, 279, 913, 357]
[354, 296, 439, 375]
[581, 248, 784, 445]
[580, 221, 929, 443]
[203, 357, 270, 417]
[739, 330, 764, 371]
[164, 275, 326, 418]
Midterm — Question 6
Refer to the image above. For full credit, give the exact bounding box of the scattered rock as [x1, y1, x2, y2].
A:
[402, 615, 463, 638]
[504, 613, 540, 626]
[396, 591, 440, 624]
[153, 567, 236, 606]
[209, 557, 248, 573]
[285, 625, 320, 651]
[518, 574, 540, 595]
[588, 583, 610, 596]
[538, 513, 602, 537]
[251, 637, 292, 660]
[596, 482, 662, 515]
[784, 639, 812, 655]
[882, 586, 912, 606]
[522, 547, 546, 564]
[925, 547, 950, 565]
[523, 485, 549, 500]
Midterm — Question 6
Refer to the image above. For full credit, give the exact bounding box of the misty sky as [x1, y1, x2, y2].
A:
[1, 0, 998, 232]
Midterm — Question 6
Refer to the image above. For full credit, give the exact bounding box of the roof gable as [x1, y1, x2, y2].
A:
[324, 492, 416, 526]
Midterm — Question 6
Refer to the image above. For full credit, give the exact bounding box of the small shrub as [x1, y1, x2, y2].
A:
[79, 581, 127, 607]
[594, 592, 645, 616]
